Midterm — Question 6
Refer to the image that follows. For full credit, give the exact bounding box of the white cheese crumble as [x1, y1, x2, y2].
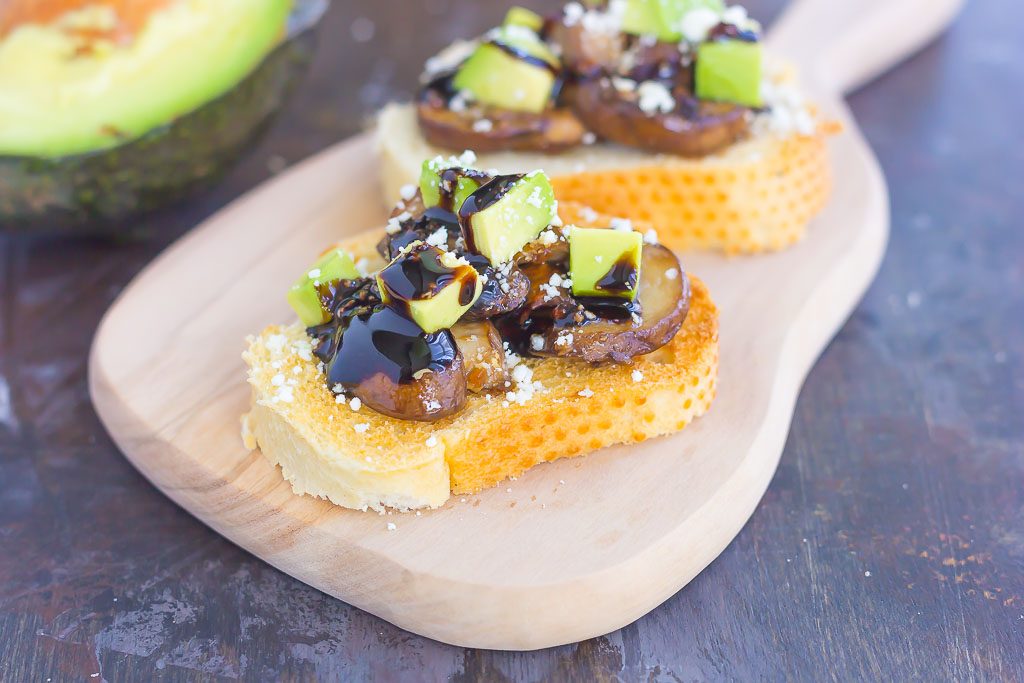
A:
[387, 522, 397, 531]
[631, 369, 644, 383]
[679, 7, 721, 43]
[399, 184, 417, 201]
[582, 132, 597, 145]
[425, 227, 449, 248]
[643, 228, 659, 245]
[353, 423, 370, 433]
[349, 396, 362, 412]
[610, 217, 633, 232]
[307, 268, 321, 279]
[426, 435, 438, 448]
[664, 267, 679, 280]
[578, 388, 595, 398]
[472, 118, 494, 133]
[611, 76, 637, 93]
[637, 80, 675, 115]
[530, 334, 545, 351]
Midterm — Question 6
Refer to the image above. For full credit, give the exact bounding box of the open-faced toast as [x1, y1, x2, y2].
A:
[243, 205, 719, 511]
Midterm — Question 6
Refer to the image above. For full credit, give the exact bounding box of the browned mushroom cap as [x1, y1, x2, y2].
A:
[323, 306, 468, 422]
[571, 78, 749, 156]
[522, 243, 691, 364]
[416, 94, 587, 154]
[452, 320, 509, 392]
[547, 21, 625, 77]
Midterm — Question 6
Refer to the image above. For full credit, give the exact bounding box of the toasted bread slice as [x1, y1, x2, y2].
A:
[243, 214, 718, 511]
[377, 62, 838, 255]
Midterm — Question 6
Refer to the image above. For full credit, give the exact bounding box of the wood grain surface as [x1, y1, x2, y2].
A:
[1, 0, 1022, 680]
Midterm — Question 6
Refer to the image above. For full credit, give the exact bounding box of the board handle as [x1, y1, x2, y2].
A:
[768, 0, 964, 95]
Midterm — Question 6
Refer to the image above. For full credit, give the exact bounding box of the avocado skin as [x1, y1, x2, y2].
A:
[0, 0, 325, 235]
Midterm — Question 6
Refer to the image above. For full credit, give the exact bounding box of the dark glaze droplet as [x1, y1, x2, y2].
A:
[457, 174, 525, 254]
[325, 306, 459, 387]
[594, 253, 639, 296]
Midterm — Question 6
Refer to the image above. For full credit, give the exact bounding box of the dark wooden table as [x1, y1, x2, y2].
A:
[2, 1, 1022, 680]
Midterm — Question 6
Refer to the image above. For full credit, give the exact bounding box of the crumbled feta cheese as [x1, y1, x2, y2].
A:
[637, 80, 675, 115]
[271, 373, 285, 387]
[664, 267, 679, 280]
[425, 227, 449, 248]
[399, 183, 417, 201]
[307, 268, 321, 279]
[472, 118, 493, 132]
[353, 423, 370, 434]
[679, 7, 721, 43]
[530, 334, 545, 351]
[555, 332, 574, 347]
[426, 435, 438, 447]
[512, 363, 533, 385]
[582, 132, 597, 145]
[563, 2, 585, 26]
[610, 217, 633, 232]
[631, 369, 644, 383]
[387, 522, 397, 531]
[611, 76, 637, 93]
[425, 399, 441, 411]
[643, 228, 659, 245]
[349, 397, 362, 411]
[578, 388, 595, 398]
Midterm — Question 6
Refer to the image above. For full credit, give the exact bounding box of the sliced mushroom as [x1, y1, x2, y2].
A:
[548, 21, 625, 77]
[571, 78, 749, 156]
[452, 320, 509, 392]
[323, 305, 467, 421]
[417, 89, 587, 153]
[510, 243, 690, 363]
[461, 254, 531, 321]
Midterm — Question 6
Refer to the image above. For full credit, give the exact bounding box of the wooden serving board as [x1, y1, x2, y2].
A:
[90, 0, 961, 650]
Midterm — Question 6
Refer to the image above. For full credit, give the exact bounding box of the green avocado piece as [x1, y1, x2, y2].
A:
[419, 158, 481, 211]
[287, 249, 360, 327]
[466, 172, 557, 265]
[621, 0, 725, 41]
[696, 39, 762, 107]
[569, 226, 644, 301]
[451, 27, 558, 113]
[503, 6, 545, 32]
[0, 0, 324, 235]
[376, 244, 482, 333]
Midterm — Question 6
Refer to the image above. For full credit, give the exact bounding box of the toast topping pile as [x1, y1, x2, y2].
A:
[415, 0, 797, 156]
[287, 156, 691, 422]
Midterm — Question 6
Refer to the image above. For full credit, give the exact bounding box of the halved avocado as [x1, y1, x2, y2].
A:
[0, 0, 326, 234]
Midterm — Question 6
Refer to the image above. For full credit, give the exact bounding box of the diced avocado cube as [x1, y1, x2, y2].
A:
[622, 0, 724, 41]
[503, 6, 544, 32]
[569, 226, 644, 301]
[466, 172, 556, 265]
[696, 39, 762, 107]
[287, 248, 359, 327]
[451, 27, 558, 113]
[419, 158, 481, 211]
[376, 243, 483, 333]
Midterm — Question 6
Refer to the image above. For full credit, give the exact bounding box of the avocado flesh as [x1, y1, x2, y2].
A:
[621, 0, 725, 41]
[452, 28, 558, 113]
[696, 40, 762, 107]
[0, 0, 291, 158]
[503, 7, 545, 32]
[288, 249, 361, 327]
[569, 226, 644, 301]
[419, 159, 481, 211]
[377, 246, 483, 334]
[467, 172, 557, 265]
[0, 0, 322, 233]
